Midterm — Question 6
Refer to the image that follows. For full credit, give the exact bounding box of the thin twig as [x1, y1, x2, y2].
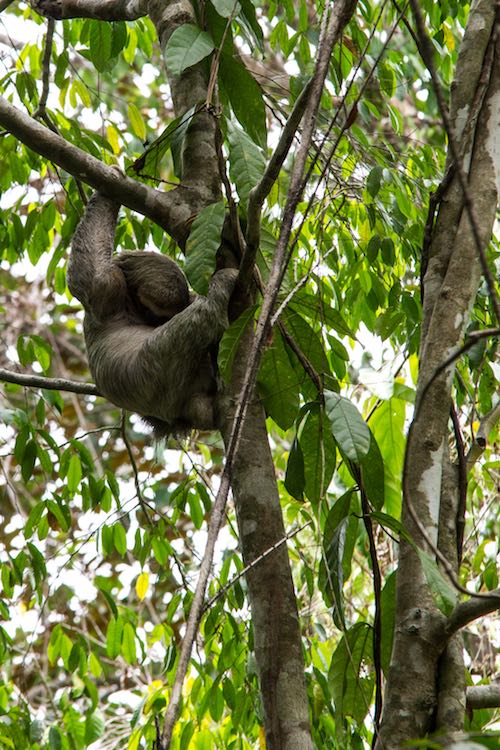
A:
[203, 523, 310, 611]
[120, 412, 153, 525]
[34, 18, 55, 118]
[416, 329, 500, 414]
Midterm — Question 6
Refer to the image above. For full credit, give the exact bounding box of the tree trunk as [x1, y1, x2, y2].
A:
[222, 331, 313, 750]
[377, 2, 500, 746]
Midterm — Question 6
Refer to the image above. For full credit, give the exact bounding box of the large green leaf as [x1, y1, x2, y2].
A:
[329, 622, 374, 725]
[258, 328, 300, 429]
[284, 437, 305, 500]
[282, 309, 332, 396]
[165, 24, 215, 76]
[299, 404, 336, 505]
[89, 21, 112, 72]
[211, 0, 240, 17]
[325, 390, 371, 462]
[227, 125, 266, 208]
[185, 202, 226, 294]
[318, 491, 355, 625]
[130, 106, 198, 178]
[418, 549, 458, 615]
[218, 306, 257, 382]
[219, 54, 266, 148]
[360, 428, 385, 509]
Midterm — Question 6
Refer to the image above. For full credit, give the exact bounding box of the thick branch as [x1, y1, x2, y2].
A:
[445, 589, 500, 637]
[0, 367, 98, 395]
[0, 97, 194, 242]
[467, 683, 500, 710]
[31, 0, 148, 20]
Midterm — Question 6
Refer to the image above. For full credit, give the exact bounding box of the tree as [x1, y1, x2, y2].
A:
[0, 1, 498, 749]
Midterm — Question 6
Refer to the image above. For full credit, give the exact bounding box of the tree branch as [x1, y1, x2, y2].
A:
[466, 399, 500, 470]
[0, 0, 14, 12]
[0, 97, 193, 242]
[0, 367, 98, 395]
[467, 683, 500, 710]
[242, 81, 312, 284]
[445, 588, 500, 638]
[31, 0, 148, 21]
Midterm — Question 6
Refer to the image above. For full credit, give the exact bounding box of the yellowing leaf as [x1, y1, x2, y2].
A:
[442, 24, 455, 52]
[259, 725, 266, 749]
[106, 124, 121, 155]
[135, 571, 149, 600]
[128, 103, 146, 141]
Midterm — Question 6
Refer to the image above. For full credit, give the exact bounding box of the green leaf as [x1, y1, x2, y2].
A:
[299, 404, 336, 505]
[31, 335, 52, 371]
[325, 390, 371, 462]
[85, 713, 105, 744]
[417, 549, 458, 615]
[21, 440, 37, 483]
[122, 622, 137, 664]
[128, 103, 146, 141]
[370, 511, 414, 546]
[258, 328, 300, 429]
[284, 437, 305, 500]
[218, 306, 257, 382]
[219, 53, 266, 148]
[185, 202, 226, 294]
[165, 24, 215, 76]
[130, 106, 197, 179]
[48, 726, 62, 750]
[329, 622, 374, 725]
[89, 20, 112, 72]
[366, 166, 383, 197]
[282, 310, 331, 385]
[211, 0, 240, 16]
[238, 0, 264, 51]
[359, 429, 385, 509]
[67, 454, 82, 494]
[228, 125, 266, 208]
[113, 523, 128, 556]
[111, 22, 127, 57]
[106, 615, 123, 659]
[318, 491, 354, 626]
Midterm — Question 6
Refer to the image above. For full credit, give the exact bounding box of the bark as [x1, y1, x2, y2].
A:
[376, 2, 500, 747]
[31, 0, 148, 20]
[221, 333, 312, 750]
[467, 683, 500, 710]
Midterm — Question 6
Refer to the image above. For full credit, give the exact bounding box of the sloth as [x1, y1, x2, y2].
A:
[67, 191, 237, 435]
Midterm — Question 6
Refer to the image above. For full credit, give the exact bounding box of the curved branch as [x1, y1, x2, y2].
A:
[0, 367, 99, 395]
[0, 97, 193, 242]
[445, 588, 500, 638]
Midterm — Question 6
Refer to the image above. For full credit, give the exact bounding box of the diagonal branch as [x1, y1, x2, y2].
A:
[0, 97, 193, 241]
[445, 588, 500, 638]
[242, 80, 312, 283]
